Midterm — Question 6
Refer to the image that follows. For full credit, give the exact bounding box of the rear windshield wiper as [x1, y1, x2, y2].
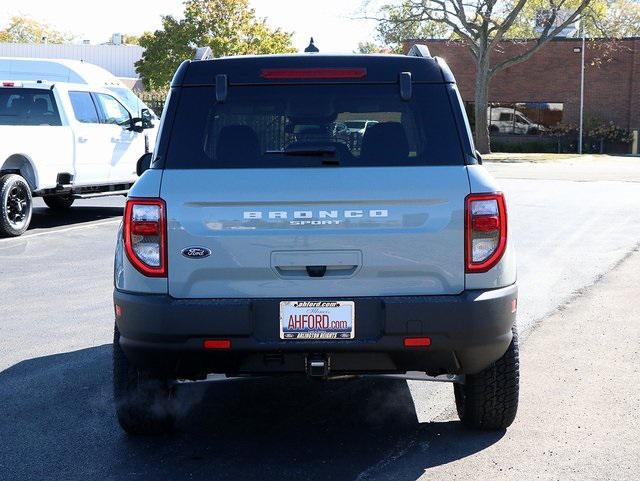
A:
[274, 147, 340, 165]
[282, 147, 337, 158]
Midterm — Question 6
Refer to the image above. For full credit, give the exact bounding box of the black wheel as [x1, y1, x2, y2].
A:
[43, 194, 75, 210]
[0, 173, 33, 237]
[454, 326, 520, 430]
[489, 124, 500, 133]
[113, 325, 176, 435]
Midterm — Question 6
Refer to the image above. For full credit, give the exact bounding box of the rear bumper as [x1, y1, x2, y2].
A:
[114, 285, 517, 378]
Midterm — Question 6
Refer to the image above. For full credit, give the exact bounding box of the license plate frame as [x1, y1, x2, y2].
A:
[279, 301, 355, 340]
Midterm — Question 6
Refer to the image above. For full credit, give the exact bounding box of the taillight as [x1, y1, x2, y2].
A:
[465, 193, 507, 273]
[123, 198, 167, 277]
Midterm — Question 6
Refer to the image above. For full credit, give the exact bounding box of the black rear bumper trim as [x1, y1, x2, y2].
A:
[114, 285, 517, 377]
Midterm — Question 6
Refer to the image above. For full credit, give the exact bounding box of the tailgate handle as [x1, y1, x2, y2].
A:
[274, 264, 358, 278]
[306, 265, 327, 278]
[272, 250, 362, 279]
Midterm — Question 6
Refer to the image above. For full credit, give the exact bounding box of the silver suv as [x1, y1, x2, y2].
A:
[113, 46, 519, 435]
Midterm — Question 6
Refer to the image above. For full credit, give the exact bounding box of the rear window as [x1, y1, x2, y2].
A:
[69, 91, 99, 124]
[0, 88, 61, 126]
[165, 83, 464, 169]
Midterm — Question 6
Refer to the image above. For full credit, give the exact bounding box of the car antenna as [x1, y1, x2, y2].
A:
[304, 37, 319, 53]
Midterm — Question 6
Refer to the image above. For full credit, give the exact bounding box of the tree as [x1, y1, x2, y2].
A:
[589, 0, 640, 37]
[0, 15, 73, 44]
[371, 0, 592, 153]
[374, 2, 450, 52]
[136, 0, 296, 89]
[356, 41, 388, 53]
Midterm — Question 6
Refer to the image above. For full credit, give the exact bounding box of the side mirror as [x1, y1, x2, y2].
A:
[125, 116, 145, 133]
[136, 152, 152, 176]
[475, 150, 483, 165]
[141, 108, 154, 129]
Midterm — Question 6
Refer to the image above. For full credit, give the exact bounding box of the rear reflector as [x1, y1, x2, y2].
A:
[114, 304, 122, 317]
[203, 339, 231, 350]
[404, 337, 431, 348]
[260, 68, 367, 79]
[472, 215, 500, 232]
[131, 220, 160, 236]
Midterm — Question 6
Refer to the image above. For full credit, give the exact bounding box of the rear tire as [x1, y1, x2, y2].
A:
[43, 194, 74, 210]
[454, 326, 520, 430]
[0, 173, 33, 237]
[113, 324, 176, 435]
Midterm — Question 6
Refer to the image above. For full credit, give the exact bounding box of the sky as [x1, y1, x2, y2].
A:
[0, 0, 386, 53]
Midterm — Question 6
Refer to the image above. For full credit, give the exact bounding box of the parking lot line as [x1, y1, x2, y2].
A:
[0, 218, 120, 243]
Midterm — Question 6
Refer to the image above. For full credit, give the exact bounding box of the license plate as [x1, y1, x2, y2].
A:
[280, 301, 355, 340]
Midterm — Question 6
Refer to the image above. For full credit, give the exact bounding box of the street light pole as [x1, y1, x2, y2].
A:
[578, 21, 585, 154]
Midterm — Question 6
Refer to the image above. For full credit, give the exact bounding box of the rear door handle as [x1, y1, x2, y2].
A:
[111, 137, 126, 143]
[271, 250, 362, 279]
[77, 136, 88, 143]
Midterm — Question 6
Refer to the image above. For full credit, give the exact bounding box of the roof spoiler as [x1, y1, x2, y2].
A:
[193, 46, 214, 61]
[407, 44, 431, 58]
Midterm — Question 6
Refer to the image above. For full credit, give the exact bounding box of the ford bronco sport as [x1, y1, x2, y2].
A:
[113, 45, 519, 435]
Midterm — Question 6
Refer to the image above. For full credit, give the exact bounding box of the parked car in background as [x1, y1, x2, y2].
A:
[344, 119, 378, 136]
[331, 121, 350, 141]
[489, 107, 546, 135]
[0, 57, 158, 136]
[0, 80, 156, 236]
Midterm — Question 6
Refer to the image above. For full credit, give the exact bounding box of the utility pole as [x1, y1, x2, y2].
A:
[578, 21, 585, 154]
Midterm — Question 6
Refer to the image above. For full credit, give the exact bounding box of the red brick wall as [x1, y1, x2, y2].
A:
[405, 38, 640, 130]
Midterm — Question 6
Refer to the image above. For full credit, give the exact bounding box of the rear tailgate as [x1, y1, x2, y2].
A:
[162, 166, 469, 298]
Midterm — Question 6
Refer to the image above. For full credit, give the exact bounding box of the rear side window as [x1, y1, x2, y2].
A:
[69, 91, 99, 124]
[165, 83, 464, 169]
[0, 88, 61, 126]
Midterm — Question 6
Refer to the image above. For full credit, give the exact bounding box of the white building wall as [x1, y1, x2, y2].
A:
[0, 43, 143, 78]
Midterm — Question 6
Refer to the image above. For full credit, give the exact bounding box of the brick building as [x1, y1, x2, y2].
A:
[404, 38, 640, 135]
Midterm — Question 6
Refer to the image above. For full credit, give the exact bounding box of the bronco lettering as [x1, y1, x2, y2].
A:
[243, 209, 388, 220]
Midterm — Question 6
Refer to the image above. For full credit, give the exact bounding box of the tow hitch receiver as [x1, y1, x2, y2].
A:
[307, 354, 329, 377]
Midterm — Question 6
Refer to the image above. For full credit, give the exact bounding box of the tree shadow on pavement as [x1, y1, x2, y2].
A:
[0, 346, 505, 481]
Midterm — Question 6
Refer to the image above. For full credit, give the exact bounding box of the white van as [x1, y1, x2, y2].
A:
[488, 107, 546, 135]
[0, 57, 156, 122]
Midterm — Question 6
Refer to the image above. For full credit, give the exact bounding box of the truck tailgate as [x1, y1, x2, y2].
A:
[161, 166, 469, 298]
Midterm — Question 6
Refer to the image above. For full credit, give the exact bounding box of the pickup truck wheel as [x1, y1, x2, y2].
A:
[454, 326, 520, 430]
[113, 325, 176, 435]
[43, 195, 74, 210]
[0, 174, 33, 237]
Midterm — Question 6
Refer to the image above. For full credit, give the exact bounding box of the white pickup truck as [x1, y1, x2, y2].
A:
[0, 80, 157, 236]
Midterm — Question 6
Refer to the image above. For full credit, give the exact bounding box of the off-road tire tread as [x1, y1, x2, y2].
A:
[0, 174, 32, 237]
[455, 326, 520, 430]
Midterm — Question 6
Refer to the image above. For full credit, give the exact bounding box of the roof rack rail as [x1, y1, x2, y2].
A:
[407, 44, 431, 58]
[193, 46, 214, 61]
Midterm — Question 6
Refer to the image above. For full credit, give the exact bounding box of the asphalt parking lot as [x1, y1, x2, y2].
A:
[1, 156, 639, 480]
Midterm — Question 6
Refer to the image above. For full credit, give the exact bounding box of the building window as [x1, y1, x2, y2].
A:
[464, 101, 564, 135]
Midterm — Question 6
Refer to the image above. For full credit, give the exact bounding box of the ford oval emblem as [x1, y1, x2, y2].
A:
[181, 247, 211, 259]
